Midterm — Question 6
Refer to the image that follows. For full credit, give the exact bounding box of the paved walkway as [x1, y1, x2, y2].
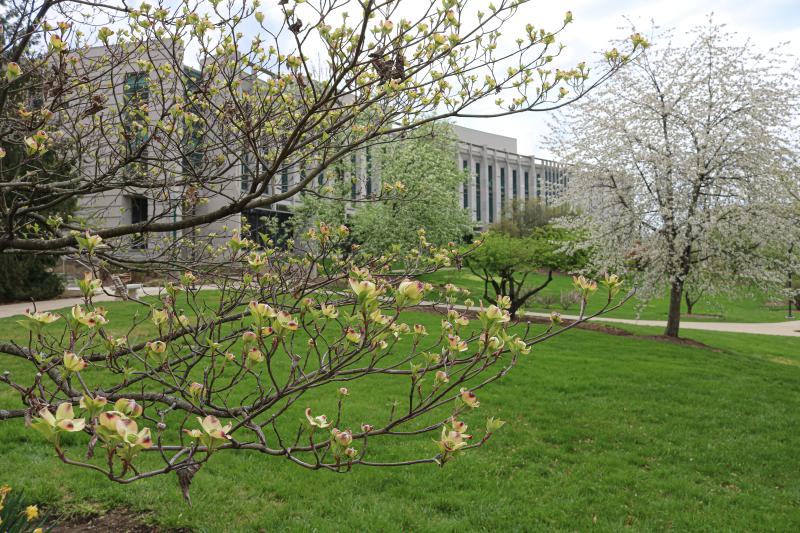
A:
[520, 311, 800, 338]
[2, 292, 798, 337]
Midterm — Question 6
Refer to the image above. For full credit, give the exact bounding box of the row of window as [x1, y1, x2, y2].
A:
[462, 159, 566, 223]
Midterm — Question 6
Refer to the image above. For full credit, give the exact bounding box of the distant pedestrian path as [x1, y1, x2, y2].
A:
[520, 311, 800, 338]
[1, 292, 798, 337]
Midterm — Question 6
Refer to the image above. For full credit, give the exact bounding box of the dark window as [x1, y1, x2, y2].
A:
[512, 169, 518, 197]
[475, 162, 481, 221]
[130, 196, 148, 249]
[123, 72, 149, 158]
[318, 171, 325, 188]
[488, 164, 494, 223]
[524, 171, 529, 199]
[536, 172, 541, 198]
[500, 167, 505, 205]
[280, 169, 289, 193]
[181, 69, 204, 177]
[462, 160, 469, 208]
[366, 149, 373, 197]
[243, 208, 293, 249]
[241, 152, 253, 192]
[350, 154, 357, 199]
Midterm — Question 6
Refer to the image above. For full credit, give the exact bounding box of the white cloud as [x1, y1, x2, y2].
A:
[454, 0, 800, 158]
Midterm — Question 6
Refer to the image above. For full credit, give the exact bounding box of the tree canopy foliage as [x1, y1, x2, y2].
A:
[551, 21, 799, 336]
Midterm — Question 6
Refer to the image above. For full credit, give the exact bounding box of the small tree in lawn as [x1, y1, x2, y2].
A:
[465, 227, 587, 317]
[550, 20, 800, 337]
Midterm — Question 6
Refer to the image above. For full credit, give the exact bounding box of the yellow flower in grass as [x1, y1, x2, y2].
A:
[26, 504, 39, 521]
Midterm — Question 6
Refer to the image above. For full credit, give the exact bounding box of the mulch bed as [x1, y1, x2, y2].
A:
[51, 509, 190, 533]
[420, 305, 719, 351]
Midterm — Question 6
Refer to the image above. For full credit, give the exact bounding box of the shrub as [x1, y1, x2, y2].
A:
[560, 289, 582, 310]
[0, 254, 63, 303]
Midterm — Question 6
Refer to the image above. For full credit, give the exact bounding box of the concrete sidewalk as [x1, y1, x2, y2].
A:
[520, 311, 800, 338]
[2, 292, 798, 337]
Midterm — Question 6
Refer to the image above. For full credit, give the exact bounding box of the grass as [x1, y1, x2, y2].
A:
[419, 268, 792, 323]
[1, 299, 799, 531]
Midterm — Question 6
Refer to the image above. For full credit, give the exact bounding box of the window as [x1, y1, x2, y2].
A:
[280, 168, 289, 193]
[366, 149, 373, 197]
[536, 172, 541, 198]
[475, 162, 481, 221]
[181, 69, 204, 178]
[524, 171, 530, 199]
[462, 160, 469, 208]
[350, 154, 357, 199]
[130, 196, 148, 249]
[512, 169, 518, 197]
[500, 167, 505, 205]
[318, 171, 325, 188]
[488, 164, 494, 223]
[123, 72, 150, 157]
[241, 152, 253, 192]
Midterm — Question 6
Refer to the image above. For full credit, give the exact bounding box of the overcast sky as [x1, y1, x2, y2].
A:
[453, 0, 800, 157]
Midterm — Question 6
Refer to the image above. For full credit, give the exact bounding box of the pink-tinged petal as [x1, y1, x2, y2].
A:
[38, 407, 56, 426]
[55, 402, 74, 421]
[137, 428, 153, 448]
[57, 418, 85, 432]
[201, 415, 221, 434]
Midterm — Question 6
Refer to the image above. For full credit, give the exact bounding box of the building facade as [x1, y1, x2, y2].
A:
[453, 125, 567, 229]
[71, 43, 566, 253]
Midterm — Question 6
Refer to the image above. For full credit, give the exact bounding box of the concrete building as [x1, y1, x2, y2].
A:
[69, 42, 566, 253]
[453, 125, 567, 229]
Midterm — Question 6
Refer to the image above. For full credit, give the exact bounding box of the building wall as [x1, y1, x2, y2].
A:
[453, 125, 567, 229]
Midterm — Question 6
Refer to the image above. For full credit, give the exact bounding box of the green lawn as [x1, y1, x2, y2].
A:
[1, 300, 799, 531]
[420, 268, 792, 323]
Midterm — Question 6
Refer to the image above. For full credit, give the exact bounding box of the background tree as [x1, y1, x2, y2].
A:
[349, 122, 472, 253]
[489, 197, 569, 237]
[550, 21, 799, 337]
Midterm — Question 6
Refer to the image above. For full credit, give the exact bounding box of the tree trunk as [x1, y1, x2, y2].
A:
[684, 291, 695, 315]
[665, 280, 683, 337]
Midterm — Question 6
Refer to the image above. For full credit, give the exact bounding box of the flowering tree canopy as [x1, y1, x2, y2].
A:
[550, 21, 800, 337]
[0, 229, 630, 497]
[0, 0, 645, 266]
[0, 0, 643, 498]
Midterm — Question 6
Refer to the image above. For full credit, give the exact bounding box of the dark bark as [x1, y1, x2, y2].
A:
[665, 279, 684, 337]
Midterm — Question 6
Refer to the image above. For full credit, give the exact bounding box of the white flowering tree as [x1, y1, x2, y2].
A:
[0, 0, 644, 497]
[550, 21, 800, 337]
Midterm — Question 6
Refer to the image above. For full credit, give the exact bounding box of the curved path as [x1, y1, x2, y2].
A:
[520, 311, 800, 338]
[1, 291, 798, 337]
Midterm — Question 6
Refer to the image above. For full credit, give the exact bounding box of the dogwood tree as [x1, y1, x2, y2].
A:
[550, 21, 799, 337]
[0, 0, 643, 497]
[0, 0, 644, 266]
